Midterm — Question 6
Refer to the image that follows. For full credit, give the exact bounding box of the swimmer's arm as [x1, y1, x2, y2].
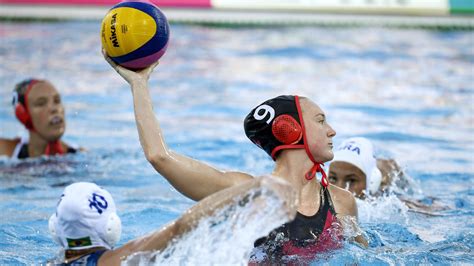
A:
[149, 154, 254, 201]
[103, 51, 252, 201]
[377, 158, 404, 190]
[330, 185, 369, 248]
[399, 197, 449, 216]
[129, 76, 252, 200]
[98, 176, 298, 265]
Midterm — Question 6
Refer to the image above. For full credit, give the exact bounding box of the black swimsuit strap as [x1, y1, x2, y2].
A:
[17, 143, 77, 159]
[17, 143, 29, 159]
[319, 185, 327, 211]
[321, 185, 337, 216]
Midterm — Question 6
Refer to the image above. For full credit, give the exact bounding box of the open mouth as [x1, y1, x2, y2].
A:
[50, 116, 63, 126]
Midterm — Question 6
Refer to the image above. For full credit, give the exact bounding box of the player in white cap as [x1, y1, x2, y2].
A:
[48, 182, 121, 264]
[328, 137, 448, 215]
[327, 137, 402, 198]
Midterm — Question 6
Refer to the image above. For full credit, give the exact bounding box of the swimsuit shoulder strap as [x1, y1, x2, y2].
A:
[85, 249, 107, 266]
[318, 185, 329, 214]
[11, 135, 28, 159]
[322, 185, 337, 216]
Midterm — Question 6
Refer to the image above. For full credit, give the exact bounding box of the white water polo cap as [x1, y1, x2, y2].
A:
[49, 182, 122, 250]
[331, 137, 382, 195]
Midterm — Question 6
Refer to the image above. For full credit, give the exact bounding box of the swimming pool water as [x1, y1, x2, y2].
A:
[0, 21, 473, 264]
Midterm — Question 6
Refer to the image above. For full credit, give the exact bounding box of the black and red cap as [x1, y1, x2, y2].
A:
[244, 95, 302, 159]
[244, 95, 328, 187]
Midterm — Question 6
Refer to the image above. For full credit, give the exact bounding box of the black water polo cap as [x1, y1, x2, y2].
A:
[244, 95, 330, 186]
[244, 95, 305, 160]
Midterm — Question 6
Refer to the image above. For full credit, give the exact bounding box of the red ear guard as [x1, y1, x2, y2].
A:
[15, 103, 32, 129]
[272, 114, 302, 145]
[13, 80, 38, 130]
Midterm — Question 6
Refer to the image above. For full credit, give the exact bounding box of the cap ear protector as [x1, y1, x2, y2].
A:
[12, 79, 39, 130]
[271, 114, 302, 145]
[14, 100, 30, 128]
[102, 212, 122, 248]
[367, 167, 383, 195]
[48, 213, 61, 245]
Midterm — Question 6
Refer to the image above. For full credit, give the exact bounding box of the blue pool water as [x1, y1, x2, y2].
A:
[0, 21, 473, 264]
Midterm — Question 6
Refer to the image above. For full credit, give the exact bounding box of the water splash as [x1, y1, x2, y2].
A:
[124, 183, 296, 265]
[357, 195, 409, 225]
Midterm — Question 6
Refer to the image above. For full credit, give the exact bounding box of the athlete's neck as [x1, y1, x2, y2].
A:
[273, 149, 321, 215]
[28, 131, 54, 157]
[64, 247, 107, 263]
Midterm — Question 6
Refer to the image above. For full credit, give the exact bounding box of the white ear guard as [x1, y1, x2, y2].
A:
[103, 212, 122, 248]
[48, 213, 61, 246]
[367, 167, 382, 195]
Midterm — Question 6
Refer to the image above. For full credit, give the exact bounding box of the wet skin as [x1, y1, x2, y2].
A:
[299, 98, 336, 162]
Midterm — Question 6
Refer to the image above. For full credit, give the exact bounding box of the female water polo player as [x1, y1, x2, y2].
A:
[328, 137, 405, 199]
[329, 137, 447, 215]
[103, 51, 368, 262]
[0, 79, 78, 159]
[47, 179, 296, 265]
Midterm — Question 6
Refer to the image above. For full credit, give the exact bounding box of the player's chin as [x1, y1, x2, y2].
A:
[324, 150, 334, 162]
[45, 127, 65, 142]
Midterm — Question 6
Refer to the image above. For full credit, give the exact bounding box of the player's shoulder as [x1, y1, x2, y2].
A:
[328, 184, 357, 216]
[0, 137, 20, 157]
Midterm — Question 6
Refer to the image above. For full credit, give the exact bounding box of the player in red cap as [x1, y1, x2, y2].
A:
[104, 51, 368, 263]
[0, 79, 78, 159]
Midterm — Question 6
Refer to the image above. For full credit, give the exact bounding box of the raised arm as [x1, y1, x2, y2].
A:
[103, 52, 252, 200]
[100, 176, 298, 265]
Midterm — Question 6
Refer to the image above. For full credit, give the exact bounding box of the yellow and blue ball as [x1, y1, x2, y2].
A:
[101, 0, 170, 70]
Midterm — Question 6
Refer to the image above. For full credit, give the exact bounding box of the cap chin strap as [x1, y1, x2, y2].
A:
[294, 96, 329, 188]
[45, 140, 65, 156]
[304, 163, 328, 186]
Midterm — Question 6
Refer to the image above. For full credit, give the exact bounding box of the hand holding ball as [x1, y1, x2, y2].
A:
[101, 1, 170, 70]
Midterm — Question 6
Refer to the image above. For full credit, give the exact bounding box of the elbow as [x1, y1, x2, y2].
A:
[145, 151, 169, 168]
